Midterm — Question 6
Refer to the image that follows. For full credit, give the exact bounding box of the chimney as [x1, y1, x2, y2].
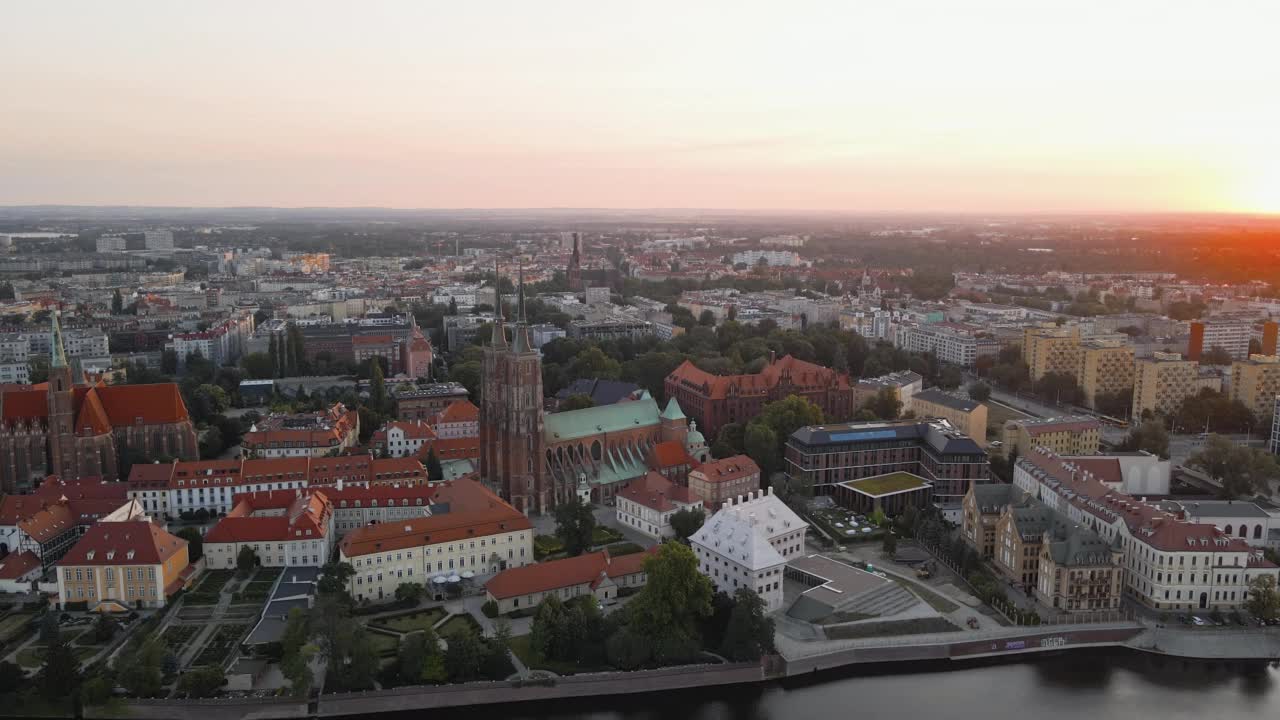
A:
[768, 350, 777, 365]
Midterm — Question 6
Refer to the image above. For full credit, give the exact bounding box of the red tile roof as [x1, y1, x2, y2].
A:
[667, 354, 851, 400]
[59, 521, 187, 567]
[485, 546, 657, 599]
[617, 471, 698, 513]
[690, 455, 760, 485]
[650, 440, 694, 469]
[438, 400, 479, 423]
[0, 550, 41, 580]
[339, 479, 529, 558]
[1, 382, 190, 430]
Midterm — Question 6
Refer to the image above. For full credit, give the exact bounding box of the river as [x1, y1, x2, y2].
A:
[416, 651, 1280, 720]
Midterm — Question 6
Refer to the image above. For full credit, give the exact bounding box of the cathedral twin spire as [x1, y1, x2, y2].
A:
[491, 258, 534, 353]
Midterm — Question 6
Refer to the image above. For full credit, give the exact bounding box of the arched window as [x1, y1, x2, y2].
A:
[1239, 525, 1247, 539]
[592, 440, 603, 461]
[1225, 525, 1233, 536]
[1255, 525, 1263, 540]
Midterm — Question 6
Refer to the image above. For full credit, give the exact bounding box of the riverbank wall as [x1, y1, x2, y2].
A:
[87, 625, 1280, 720]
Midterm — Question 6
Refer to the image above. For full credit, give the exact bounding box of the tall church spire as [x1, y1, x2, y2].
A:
[491, 259, 508, 348]
[512, 263, 533, 353]
[517, 263, 527, 323]
[50, 309, 68, 369]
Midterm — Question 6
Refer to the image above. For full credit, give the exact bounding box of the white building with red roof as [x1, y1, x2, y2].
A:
[0, 475, 140, 568]
[484, 546, 657, 615]
[204, 490, 334, 569]
[615, 471, 702, 540]
[241, 402, 359, 459]
[1015, 447, 1279, 612]
[125, 454, 428, 516]
[432, 400, 479, 439]
[338, 478, 533, 603]
[371, 419, 438, 458]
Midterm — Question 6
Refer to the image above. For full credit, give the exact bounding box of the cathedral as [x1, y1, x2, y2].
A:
[480, 265, 705, 515]
[0, 313, 198, 490]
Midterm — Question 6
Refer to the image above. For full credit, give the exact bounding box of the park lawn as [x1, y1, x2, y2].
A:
[367, 631, 400, 657]
[985, 401, 1030, 436]
[591, 526, 624, 545]
[844, 472, 930, 496]
[369, 608, 446, 634]
[0, 612, 34, 642]
[16, 645, 97, 669]
[437, 614, 481, 639]
[508, 634, 612, 676]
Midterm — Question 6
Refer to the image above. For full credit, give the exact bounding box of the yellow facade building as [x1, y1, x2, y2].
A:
[1132, 352, 1198, 419]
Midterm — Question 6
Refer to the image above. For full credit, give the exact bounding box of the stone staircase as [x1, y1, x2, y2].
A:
[841, 583, 918, 618]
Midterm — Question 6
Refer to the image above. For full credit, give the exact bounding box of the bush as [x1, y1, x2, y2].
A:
[481, 600, 499, 619]
[605, 542, 644, 557]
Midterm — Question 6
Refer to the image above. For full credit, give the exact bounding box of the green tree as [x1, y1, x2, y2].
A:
[394, 582, 425, 604]
[699, 309, 717, 326]
[443, 628, 483, 682]
[480, 620, 514, 680]
[177, 666, 225, 698]
[112, 288, 124, 314]
[369, 359, 387, 412]
[743, 422, 779, 478]
[719, 588, 776, 661]
[116, 635, 165, 697]
[863, 386, 902, 420]
[189, 384, 230, 422]
[176, 527, 203, 562]
[241, 352, 275, 380]
[1117, 419, 1170, 459]
[236, 545, 258, 576]
[398, 628, 445, 684]
[670, 507, 705, 542]
[160, 349, 179, 375]
[1199, 346, 1234, 366]
[1246, 575, 1280, 621]
[38, 613, 79, 702]
[559, 394, 595, 411]
[711, 422, 745, 459]
[92, 613, 118, 644]
[449, 360, 482, 400]
[317, 561, 355, 597]
[281, 607, 310, 659]
[1189, 435, 1280, 498]
[554, 498, 596, 557]
[882, 531, 898, 556]
[569, 346, 622, 380]
[425, 447, 444, 481]
[625, 543, 713, 665]
[967, 381, 991, 402]
[269, 332, 281, 378]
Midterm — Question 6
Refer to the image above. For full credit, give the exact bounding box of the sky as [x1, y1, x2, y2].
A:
[2, 1, 1279, 213]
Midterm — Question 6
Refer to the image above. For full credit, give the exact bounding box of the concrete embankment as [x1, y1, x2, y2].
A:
[320, 662, 764, 717]
[90, 625, 1280, 720]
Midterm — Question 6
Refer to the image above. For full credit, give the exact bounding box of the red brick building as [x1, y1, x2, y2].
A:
[0, 314, 197, 490]
[664, 353, 855, 438]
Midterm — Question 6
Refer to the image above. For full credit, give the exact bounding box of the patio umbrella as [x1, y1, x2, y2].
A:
[432, 576, 448, 585]
[460, 571, 475, 579]
[448, 574, 461, 583]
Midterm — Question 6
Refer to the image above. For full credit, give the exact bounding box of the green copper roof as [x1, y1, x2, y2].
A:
[660, 397, 685, 421]
[544, 397, 660, 443]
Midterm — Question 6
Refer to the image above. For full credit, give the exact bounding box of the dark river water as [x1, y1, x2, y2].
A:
[417, 651, 1280, 720]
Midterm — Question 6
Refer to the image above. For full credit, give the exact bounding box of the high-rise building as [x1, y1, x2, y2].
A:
[1229, 355, 1280, 422]
[1023, 325, 1081, 381]
[1187, 320, 1251, 361]
[1132, 352, 1198, 419]
[143, 229, 174, 251]
[1270, 395, 1280, 455]
[1263, 321, 1279, 357]
[1078, 339, 1135, 411]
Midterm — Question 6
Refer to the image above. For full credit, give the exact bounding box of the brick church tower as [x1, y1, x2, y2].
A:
[479, 264, 548, 515]
[47, 311, 89, 478]
[566, 232, 583, 292]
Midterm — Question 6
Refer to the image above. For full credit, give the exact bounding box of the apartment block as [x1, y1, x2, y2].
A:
[1001, 416, 1101, 458]
[912, 388, 989, 442]
[1229, 355, 1280, 421]
[1023, 325, 1081, 382]
[1078, 340, 1135, 411]
[1133, 352, 1199, 418]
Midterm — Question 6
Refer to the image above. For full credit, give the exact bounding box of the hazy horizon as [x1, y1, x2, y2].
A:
[4, 1, 1279, 213]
